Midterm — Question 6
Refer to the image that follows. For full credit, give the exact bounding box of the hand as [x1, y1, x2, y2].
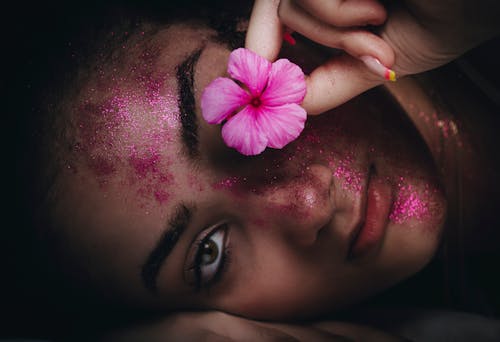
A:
[246, 0, 500, 115]
[101, 311, 407, 341]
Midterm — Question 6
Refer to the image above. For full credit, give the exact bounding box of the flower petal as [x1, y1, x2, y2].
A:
[222, 105, 268, 156]
[260, 58, 306, 106]
[227, 48, 271, 97]
[257, 103, 307, 149]
[201, 77, 250, 124]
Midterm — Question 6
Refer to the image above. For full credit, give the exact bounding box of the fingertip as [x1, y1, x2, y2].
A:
[245, 0, 283, 61]
[375, 38, 395, 68]
[348, 31, 395, 68]
[301, 55, 383, 115]
[245, 32, 282, 61]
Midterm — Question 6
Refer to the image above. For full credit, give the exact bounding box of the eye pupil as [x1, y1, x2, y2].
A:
[201, 240, 218, 264]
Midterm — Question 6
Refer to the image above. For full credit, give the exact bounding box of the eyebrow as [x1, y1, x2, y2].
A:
[141, 204, 193, 293]
[176, 49, 203, 158]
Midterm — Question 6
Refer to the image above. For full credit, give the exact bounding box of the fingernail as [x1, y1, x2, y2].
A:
[283, 29, 296, 45]
[360, 55, 396, 82]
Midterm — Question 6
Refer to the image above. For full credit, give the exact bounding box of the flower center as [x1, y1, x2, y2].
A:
[250, 97, 262, 108]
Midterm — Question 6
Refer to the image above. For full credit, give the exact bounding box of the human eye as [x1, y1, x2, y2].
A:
[185, 223, 230, 291]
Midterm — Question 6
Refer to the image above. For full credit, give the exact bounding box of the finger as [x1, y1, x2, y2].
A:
[295, 0, 387, 27]
[302, 54, 384, 115]
[279, 0, 395, 67]
[245, 0, 284, 61]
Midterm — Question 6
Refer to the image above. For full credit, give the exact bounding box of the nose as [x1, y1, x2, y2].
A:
[257, 164, 334, 246]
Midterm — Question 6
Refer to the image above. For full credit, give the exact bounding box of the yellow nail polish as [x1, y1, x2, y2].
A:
[385, 68, 396, 82]
[360, 55, 397, 82]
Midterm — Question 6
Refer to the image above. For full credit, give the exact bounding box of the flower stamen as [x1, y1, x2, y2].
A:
[250, 97, 262, 108]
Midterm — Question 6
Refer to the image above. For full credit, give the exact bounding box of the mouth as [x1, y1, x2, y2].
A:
[347, 165, 393, 260]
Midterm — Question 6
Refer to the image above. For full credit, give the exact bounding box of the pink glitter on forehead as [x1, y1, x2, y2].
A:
[72, 38, 181, 206]
[128, 151, 161, 178]
[153, 189, 170, 204]
[126, 147, 175, 205]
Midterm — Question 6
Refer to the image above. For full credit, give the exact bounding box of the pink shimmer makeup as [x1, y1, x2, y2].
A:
[71, 37, 180, 205]
[389, 180, 434, 224]
[325, 147, 364, 194]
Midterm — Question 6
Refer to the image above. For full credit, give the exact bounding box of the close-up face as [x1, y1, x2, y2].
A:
[45, 21, 446, 320]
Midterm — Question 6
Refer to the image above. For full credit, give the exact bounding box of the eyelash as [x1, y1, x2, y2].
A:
[191, 224, 231, 292]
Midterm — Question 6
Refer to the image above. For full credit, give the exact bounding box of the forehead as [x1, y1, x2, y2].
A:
[59, 23, 216, 205]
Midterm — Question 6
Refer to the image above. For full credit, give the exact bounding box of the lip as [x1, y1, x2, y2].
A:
[347, 167, 393, 260]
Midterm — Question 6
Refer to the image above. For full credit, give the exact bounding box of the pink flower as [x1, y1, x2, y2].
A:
[201, 48, 307, 156]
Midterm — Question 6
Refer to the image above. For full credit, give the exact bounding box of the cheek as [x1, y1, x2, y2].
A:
[213, 238, 341, 319]
[376, 165, 446, 279]
[379, 187, 446, 281]
[389, 180, 445, 224]
[380, 220, 443, 284]
[222, 265, 330, 319]
[219, 259, 372, 320]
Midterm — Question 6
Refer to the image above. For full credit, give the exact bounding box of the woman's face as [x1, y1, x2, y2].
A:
[49, 22, 446, 320]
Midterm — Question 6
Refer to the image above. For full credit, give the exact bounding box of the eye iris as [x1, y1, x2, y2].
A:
[201, 240, 218, 265]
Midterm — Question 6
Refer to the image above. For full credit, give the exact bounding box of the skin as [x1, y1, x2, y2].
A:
[45, 21, 447, 323]
[102, 311, 406, 341]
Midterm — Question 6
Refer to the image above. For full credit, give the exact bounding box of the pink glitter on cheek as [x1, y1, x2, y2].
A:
[389, 180, 434, 224]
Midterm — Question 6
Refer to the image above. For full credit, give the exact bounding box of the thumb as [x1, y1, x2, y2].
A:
[303, 54, 384, 115]
[245, 0, 284, 61]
